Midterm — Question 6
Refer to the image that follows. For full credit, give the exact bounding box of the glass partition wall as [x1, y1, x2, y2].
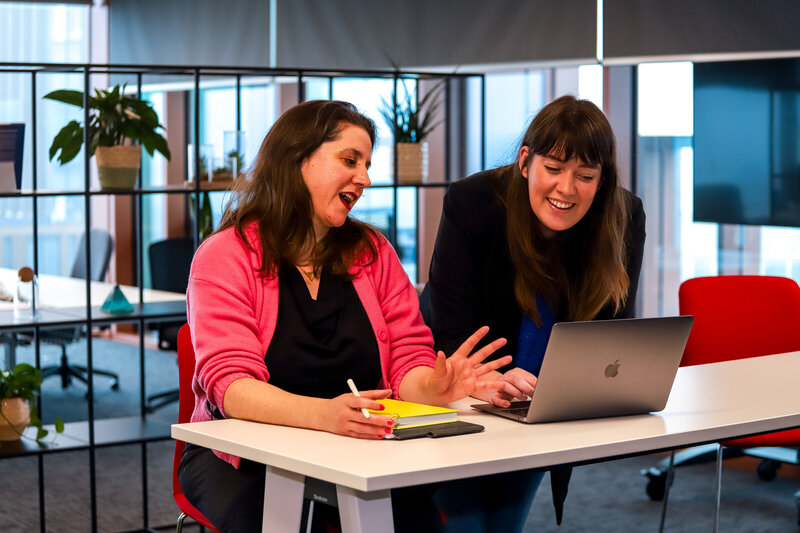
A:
[0, 61, 484, 532]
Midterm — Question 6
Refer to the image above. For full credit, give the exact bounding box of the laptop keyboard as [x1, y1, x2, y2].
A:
[503, 400, 532, 416]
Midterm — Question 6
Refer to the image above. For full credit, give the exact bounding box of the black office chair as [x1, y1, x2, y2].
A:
[40, 229, 120, 390]
[145, 237, 194, 412]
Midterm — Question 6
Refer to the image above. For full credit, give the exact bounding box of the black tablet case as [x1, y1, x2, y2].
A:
[391, 420, 484, 440]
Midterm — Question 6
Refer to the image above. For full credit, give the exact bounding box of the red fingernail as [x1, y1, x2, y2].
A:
[387, 419, 394, 426]
[379, 405, 385, 411]
[385, 428, 392, 434]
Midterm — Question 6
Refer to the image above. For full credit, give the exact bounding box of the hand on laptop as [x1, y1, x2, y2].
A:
[487, 368, 537, 407]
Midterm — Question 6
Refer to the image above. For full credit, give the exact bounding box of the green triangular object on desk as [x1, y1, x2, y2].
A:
[101, 284, 134, 314]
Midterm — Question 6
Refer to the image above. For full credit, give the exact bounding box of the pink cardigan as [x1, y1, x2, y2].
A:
[186, 224, 436, 467]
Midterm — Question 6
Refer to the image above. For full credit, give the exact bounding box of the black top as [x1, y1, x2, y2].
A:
[426, 168, 647, 360]
[265, 266, 381, 399]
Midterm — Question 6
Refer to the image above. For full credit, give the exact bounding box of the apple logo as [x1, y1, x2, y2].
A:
[604, 359, 621, 378]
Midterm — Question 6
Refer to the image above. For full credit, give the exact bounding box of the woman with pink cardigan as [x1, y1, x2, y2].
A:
[179, 100, 510, 533]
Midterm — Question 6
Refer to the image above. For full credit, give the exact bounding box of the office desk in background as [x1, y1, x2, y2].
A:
[172, 350, 800, 533]
[0, 267, 185, 369]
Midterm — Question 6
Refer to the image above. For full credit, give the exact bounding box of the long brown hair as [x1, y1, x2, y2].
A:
[217, 100, 379, 278]
[504, 95, 630, 324]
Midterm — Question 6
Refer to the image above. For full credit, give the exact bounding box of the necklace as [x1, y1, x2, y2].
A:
[299, 266, 317, 281]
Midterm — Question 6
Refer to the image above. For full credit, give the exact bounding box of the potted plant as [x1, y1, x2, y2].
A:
[44, 84, 171, 190]
[379, 78, 445, 184]
[0, 363, 63, 443]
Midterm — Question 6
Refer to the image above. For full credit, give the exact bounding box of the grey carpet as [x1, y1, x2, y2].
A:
[1, 336, 180, 532]
[2, 337, 799, 532]
[32, 336, 180, 424]
[525, 455, 800, 533]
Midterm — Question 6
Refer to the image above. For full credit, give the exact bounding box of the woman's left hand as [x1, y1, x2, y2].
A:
[425, 326, 513, 404]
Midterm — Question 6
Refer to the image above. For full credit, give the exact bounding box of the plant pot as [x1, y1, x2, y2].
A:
[396, 142, 429, 184]
[0, 397, 30, 441]
[95, 145, 141, 190]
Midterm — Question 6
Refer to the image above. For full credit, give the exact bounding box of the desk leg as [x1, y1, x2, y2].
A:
[263, 465, 305, 533]
[336, 485, 393, 533]
[2, 334, 17, 369]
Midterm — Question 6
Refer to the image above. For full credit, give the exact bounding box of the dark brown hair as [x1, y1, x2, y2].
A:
[503, 95, 630, 324]
[217, 100, 379, 278]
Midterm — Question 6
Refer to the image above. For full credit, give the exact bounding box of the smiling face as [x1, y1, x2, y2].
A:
[519, 146, 601, 237]
[301, 123, 373, 241]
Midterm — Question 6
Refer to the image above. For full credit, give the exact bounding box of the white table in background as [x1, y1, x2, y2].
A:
[0, 267, 184, 311]
[0, 267, 185, 368]
[172, 350, 800, 533]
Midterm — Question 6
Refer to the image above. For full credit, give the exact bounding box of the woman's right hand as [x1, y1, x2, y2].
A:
[320, 388, 398, 439]
[487, 367, 538, 407]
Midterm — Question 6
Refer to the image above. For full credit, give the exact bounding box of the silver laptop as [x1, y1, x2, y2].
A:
[472, 316, 694, 423]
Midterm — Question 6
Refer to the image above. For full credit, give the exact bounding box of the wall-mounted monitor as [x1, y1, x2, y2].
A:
[0, 123, 25, 191]
[693, 58, 800, 227]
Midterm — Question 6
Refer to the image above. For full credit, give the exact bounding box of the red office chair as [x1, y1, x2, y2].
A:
[649, 275, 800, 531]
[174, 324, 221, 533]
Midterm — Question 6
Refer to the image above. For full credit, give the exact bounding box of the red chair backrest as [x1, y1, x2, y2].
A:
[173, 323, 220, 532]
[173, 323, 194, 499]
[679, 275, 800, 366]
[176, 324, 197, 429]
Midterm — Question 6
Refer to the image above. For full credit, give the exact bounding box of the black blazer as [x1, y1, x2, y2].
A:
[426, 168, 646, 360]
[422, 168, 646, 524]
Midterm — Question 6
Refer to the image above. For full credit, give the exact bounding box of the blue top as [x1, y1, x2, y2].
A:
[514, 295, 555, 376]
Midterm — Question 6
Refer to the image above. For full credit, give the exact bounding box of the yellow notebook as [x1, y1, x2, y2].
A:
[369, 398, 458, 428]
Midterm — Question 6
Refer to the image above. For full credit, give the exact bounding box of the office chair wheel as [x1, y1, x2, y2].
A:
[642, 467, 668, 501]
[82, 383, 120, 399]
[756, 459, 780, 481]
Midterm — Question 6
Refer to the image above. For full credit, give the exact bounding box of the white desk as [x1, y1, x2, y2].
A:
[0, 267, 184, 311]
[172, 350, 800, 533]
[0, 267, 185, 369]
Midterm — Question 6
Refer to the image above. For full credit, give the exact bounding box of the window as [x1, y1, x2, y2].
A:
[0, 3, 89, 275]
[153, 74, 453, 283]
[193, 79, 277, 246]
[483, 65, 604, 170]
[485, 71, 547, 167]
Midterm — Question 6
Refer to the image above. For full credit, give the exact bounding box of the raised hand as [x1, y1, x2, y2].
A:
[426, 326, 513, 404]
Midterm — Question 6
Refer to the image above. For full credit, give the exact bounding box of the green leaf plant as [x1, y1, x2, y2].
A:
[44, 83, 171, 165]
[0, 363, 64, 443]
[379, 78, 446, 143]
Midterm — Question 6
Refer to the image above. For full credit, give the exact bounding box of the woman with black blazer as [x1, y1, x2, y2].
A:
[426, 95, 646, 532]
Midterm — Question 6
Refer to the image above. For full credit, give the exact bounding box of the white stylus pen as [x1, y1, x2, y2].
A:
[346, 378, 370, 419]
